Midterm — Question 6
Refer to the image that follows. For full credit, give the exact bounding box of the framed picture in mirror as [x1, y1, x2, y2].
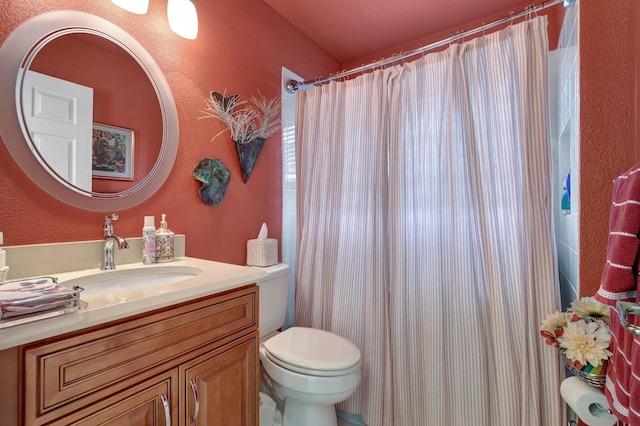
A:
[92, 123, 134, 180]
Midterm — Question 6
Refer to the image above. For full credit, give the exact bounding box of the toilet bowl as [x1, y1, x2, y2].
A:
[260, 327, 361, 426]
[255, 265, 362, 426]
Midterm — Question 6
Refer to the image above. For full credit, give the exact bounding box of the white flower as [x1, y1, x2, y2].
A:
[540, 311, 573, 334]
[558, 319, 612, 366]
[568, 297, 611, 325]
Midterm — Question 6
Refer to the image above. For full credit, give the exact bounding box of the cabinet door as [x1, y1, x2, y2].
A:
[182, 332, 258, 426]
[55, 371, 178, 426]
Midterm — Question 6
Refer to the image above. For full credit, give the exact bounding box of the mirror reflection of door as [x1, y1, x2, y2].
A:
[26, 32, 163, 195]
[22, 70, 93, 191]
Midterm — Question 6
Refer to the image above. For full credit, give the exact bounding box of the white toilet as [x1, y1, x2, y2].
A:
[256, 264, 362, 426]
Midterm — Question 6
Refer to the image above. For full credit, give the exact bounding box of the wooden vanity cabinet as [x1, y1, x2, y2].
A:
[0, 284, 259, 426]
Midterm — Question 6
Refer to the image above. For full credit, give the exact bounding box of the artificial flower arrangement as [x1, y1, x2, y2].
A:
[539, 297, 612, 387]
[201, 91, 280, 145]
[200, 91, 280, 183]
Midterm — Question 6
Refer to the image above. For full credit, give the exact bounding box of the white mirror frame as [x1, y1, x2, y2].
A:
[0, 11, 179, 211]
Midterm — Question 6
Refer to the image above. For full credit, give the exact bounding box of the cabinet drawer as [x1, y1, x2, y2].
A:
[24, 286, 257, 424]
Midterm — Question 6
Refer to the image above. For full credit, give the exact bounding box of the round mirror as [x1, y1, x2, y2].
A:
[0, 11, 179, 211]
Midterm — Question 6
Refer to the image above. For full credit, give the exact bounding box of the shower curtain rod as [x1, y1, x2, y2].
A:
[286, 0, 571, 92]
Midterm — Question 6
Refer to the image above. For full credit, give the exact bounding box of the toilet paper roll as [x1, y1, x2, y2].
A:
[560, 377, 617, 426]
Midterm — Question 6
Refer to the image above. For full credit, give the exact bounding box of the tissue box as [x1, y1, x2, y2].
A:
[246, 238, 278, 267]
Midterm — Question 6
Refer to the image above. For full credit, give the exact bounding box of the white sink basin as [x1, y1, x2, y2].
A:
[61, 265, 203, 302]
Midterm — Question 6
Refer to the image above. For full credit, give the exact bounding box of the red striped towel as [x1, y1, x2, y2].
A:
[595, 162, 640, 425]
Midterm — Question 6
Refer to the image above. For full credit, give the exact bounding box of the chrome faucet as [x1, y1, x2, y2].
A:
[101, 214, 129, 270]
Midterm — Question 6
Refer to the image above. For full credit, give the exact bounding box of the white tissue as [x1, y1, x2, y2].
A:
[258, 223, 268, 240]
[560, 377, 617, 426]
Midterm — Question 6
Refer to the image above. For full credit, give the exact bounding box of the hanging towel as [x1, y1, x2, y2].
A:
[595, 162, 640, 425]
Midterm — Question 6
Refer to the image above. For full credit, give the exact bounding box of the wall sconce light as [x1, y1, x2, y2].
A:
[167, 0, 199, 40]
[111, 0, 149, 14]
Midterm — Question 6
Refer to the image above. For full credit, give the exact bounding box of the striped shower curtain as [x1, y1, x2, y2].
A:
[295, 16, 563, 426]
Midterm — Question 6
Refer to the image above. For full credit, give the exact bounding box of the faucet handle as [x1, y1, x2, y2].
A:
[103, 213, 119, 236]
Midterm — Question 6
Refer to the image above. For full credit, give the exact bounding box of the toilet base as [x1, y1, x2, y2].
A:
[283, 398, 337, 426]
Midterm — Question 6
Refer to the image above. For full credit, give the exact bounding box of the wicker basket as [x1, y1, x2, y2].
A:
[246, 238, 278, 267]
[560, 349, 607, 388]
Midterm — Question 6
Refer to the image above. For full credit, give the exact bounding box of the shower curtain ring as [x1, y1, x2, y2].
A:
[525, 5, 534, 20]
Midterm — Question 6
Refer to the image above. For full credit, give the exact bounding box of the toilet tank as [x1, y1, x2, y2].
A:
[252, 263, 290, 339]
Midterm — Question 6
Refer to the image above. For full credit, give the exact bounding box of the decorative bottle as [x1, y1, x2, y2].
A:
[142, 216, 156, 264]
[155, 214, 175, 262]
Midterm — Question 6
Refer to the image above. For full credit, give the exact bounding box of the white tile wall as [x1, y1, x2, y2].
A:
[551, 2, 580, 311]
[280, 68, 302, 329]
[551, 6, 581, 424]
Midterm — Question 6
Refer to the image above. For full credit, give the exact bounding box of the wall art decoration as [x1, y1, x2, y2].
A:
[193, 157, 230, 206]
[201, 91, 280, 183]
[91, 123, 134, 180]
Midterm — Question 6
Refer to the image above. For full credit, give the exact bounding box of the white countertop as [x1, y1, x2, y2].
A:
[0, 257, 269, 351]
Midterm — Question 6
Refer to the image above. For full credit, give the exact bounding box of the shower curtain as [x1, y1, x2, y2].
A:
[295, 16, 562, 426]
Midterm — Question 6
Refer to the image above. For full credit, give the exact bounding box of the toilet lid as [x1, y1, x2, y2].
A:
[263, 327, 361, 374]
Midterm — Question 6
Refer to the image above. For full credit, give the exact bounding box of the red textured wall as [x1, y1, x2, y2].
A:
[0, 0, 339, 265]
[579, 1, 637, 297]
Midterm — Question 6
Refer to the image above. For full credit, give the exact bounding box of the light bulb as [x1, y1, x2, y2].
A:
[111, 0, 149, 15]
[167, 0, 199, 40]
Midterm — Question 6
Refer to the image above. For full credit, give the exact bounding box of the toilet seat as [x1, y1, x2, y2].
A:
[263, 327, 361, 377]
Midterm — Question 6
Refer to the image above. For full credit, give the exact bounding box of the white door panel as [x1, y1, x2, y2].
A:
[22, 70, 93, 191]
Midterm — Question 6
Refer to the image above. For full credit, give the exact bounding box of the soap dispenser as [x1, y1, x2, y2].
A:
[155, 214, 175, 262]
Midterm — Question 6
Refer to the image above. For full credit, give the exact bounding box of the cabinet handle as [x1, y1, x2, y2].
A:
[189, 378, 200, 423]
[161, 393, 171, 426]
